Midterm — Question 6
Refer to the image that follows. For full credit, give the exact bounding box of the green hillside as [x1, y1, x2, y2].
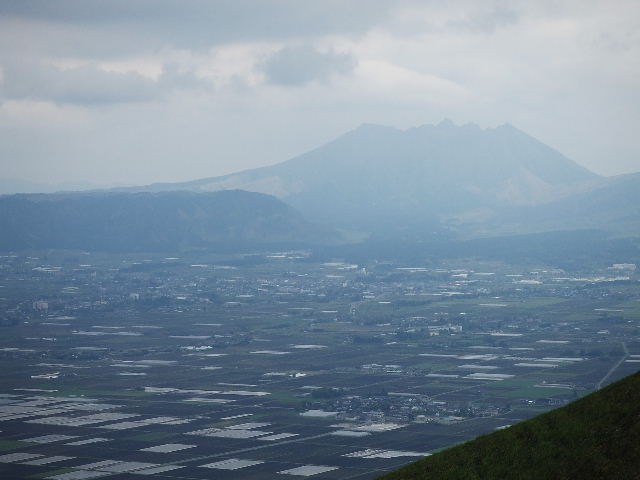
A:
[0, 190, 340, 252]
[378, 372, 640, 480]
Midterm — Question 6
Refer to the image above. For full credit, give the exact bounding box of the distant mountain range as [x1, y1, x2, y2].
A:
[1, 121, 638, 255]
[0, 177, 123, 195]
[0, 190, 337, 252]
[119, 120, 638, 236]
[378, 371, 640, 480]
[113, 122, 580, 225]
[486, 171, 640, 236]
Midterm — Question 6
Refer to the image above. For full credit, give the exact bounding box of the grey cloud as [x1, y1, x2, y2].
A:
[0, 0, 421, 56]
[0, 60, 207, 105]
[157, 64, 210, 91]
[0, 1, 638, 186]
[263, 46, 356, 86]
[1, 60, 158, 104]
[447, 5, 520, 34]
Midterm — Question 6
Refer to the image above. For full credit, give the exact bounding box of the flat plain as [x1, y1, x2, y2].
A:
[0, 252, 638, 479]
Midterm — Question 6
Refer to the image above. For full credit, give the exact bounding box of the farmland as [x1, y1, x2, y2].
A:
[0, 252, 638, 479]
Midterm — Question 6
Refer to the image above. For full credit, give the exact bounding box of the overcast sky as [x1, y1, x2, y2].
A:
[1, 0, 639, 186]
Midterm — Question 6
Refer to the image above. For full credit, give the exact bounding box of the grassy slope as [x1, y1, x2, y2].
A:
[378, 372, 640, 480]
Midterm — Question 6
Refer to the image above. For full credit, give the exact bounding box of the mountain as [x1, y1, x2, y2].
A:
[0, 177, 123, 195]
[7, 122, 633, 255]
[515, 172, 640, 235]
[451, 172, 640, 238]
[0, 190, 338, 252]
[378, 371, 640, 480]
[126, 121, 600, 231]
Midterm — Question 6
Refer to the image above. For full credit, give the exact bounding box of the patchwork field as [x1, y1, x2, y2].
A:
[0, 252, 638, 479]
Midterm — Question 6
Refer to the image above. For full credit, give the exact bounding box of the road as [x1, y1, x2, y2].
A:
[596, 342, 629, 390]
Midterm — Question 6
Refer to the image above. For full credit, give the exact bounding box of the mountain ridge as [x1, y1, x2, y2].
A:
[0, 190, 341, 252]
[116, 121, 604, 232]
[3, 121, 637, 250]
[377, 371, 640, 480]
[135, 121, 597, 190]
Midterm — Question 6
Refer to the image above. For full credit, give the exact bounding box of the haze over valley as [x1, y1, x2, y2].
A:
[1, 2, 639, 480]
[2, 120, 638, 262]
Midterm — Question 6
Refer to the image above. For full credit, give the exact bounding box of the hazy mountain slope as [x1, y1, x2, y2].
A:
[378, 371, 640, 480]
[0, 177, 118, 195]
[530, 172, 640, 233]
[0, 190, 337, 252]
[127, 121, 599, 230]
[471, 172, 640, 237]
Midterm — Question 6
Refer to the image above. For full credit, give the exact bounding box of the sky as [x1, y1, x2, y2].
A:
[0, 0, 639, 187]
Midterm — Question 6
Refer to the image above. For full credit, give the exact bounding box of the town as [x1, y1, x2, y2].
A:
[0, 251, 638, 479]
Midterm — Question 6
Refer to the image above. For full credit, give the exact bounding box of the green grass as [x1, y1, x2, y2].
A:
[29, 468, 74, 479]
[0, 440, 33, 451]
[490, 385, 573, 399]
[52, 387, 153, 398]
[126, 432, 174, 442]
[261, 391, 306, 407]
[378, 371, 640, 480]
